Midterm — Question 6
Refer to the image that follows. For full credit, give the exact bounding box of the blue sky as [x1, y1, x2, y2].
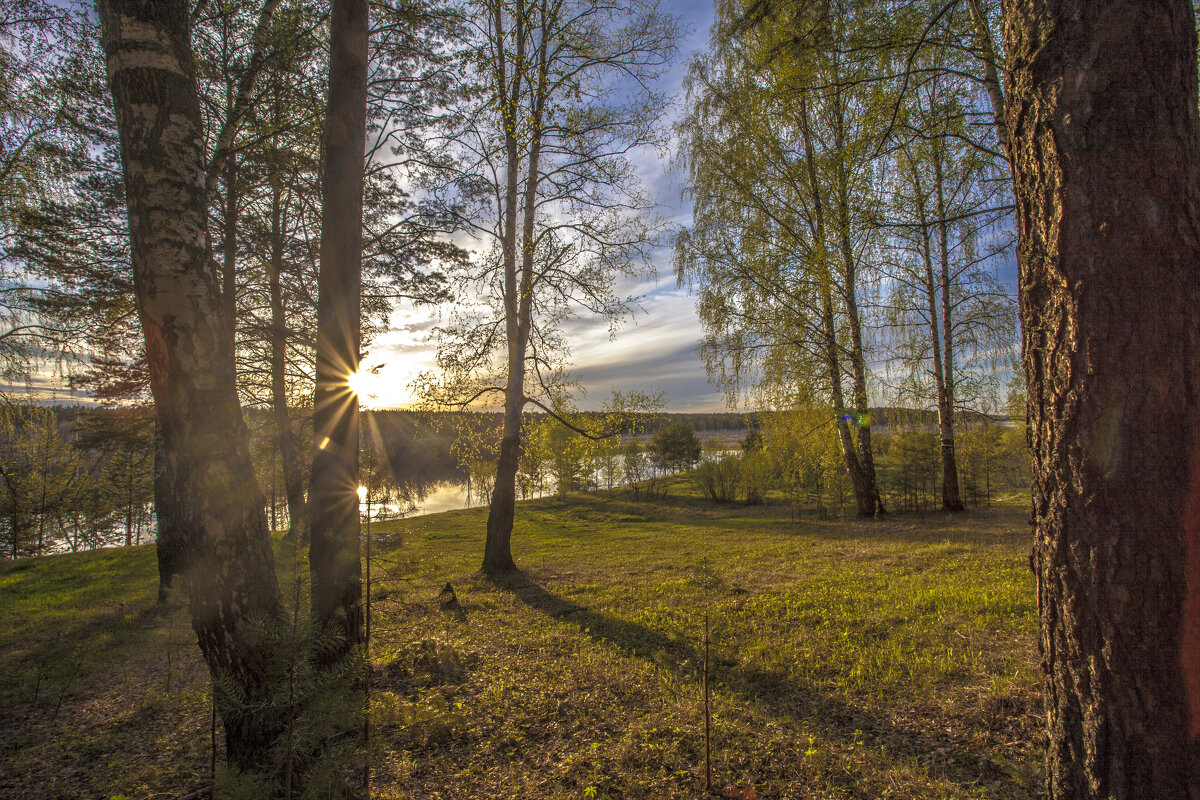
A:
[360, 0, 723, 411]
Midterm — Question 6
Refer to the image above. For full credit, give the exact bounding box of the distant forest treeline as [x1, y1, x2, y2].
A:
[400, 410, 756, 435]
[1, 403, 1025, 560]
[364, 407, 1013, 438]
[19, 404, 1014, 446]
[25, 400, 1012, 431]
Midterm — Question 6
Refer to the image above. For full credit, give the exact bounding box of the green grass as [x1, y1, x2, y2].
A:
[0, 482, 1042, 799]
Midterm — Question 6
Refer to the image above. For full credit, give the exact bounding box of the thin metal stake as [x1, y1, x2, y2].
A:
[364, 486, 372, 796]
[210, 689, 217, 781]
[704, 609, 712, 792]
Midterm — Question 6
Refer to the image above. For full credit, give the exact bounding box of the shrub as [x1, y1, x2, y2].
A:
[693, 455, 741, 503]
[763, 408, 850, 518]
[623, 442, 668, 500]
[740, 450, 773, 504]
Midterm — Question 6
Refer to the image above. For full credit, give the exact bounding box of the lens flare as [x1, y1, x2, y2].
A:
[347, 369, 372, 400]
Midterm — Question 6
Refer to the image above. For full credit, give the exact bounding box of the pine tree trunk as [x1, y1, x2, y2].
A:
[99, 0, 284, 773]
[308, 0, 367, 660]
[1004, 0, 1200, 795]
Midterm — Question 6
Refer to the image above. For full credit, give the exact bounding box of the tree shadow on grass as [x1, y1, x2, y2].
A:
[491, 570, 1031, 796]
[0, 596, 186, 720]
[492, 571, 697, 664]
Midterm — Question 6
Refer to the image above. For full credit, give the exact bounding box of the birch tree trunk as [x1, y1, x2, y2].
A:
[965, 0, 1010, 164]
[1005, 0, 1200, 794]
[98, 0, 284, 772]
[800, 93, 876, 518]
[914, 187, 962, 513]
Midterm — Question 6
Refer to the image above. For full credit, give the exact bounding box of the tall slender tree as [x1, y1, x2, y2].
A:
[233, 2, 325, 542]
[307, 0, 368, 658]
[675, 0, 886, 516]
[1004, 0, 1200, 795]
[1, 1, 110, 374]
[231, 0, 457, 543]
[423, 0, 679, 572]
[881, 60, 1014, 512]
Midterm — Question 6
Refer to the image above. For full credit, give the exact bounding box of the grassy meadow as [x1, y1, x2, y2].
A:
[0, 479, 1042, 799]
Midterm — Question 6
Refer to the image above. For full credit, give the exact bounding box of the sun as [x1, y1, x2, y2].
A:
[345, 363, 417, 408]
[346, 368, 377, 403]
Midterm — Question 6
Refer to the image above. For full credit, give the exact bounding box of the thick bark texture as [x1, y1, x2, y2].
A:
[99, 0, 283, 772]
[308, 0, 367, 658]
[1004, 0, 1200, 796]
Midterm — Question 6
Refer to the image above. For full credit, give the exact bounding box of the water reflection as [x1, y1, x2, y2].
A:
[359, 451, 732, 520]
[361, 476, 542, 519]
[361, 480, 475, 520]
